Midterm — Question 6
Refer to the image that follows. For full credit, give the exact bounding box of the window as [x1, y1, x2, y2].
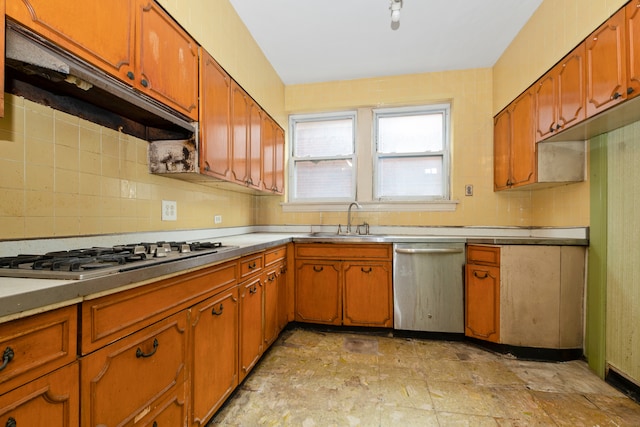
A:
[289, 112, 356, 202]
[374, 105, 450, 200]
[287, 104, 452, 209]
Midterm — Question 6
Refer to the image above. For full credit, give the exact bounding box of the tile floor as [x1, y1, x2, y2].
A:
[209, 328, 640, 426]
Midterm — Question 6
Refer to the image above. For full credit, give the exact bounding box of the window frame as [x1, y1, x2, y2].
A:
[288, 110, 357, 203]
[372, 104, 451, 201]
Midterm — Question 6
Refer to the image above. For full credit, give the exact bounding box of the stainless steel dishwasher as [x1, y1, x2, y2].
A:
[393, 242, 466, 333]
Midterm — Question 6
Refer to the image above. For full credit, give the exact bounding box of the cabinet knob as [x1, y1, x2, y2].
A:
[0, 347, 15, 371]
[5, 417, 16, 427]
[135, 338, 159, 358]
[126, 71, 135, 80]
[549, 125, 555, 133]
[612, 92, 622, 100]
[628, 87, 635, 95]
[141, 79, 149, 88]
[204, 161, 211, 172]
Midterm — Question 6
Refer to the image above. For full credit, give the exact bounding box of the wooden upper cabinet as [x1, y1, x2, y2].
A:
[248, 100, 263, 190]
[535, 43, 586, 142]
[493, 109, 511, 191]
[199, 49, 232, 180]
[586, 7, 627, 117]
[509, 89, 536, 187]
[274, 126, 285, 194]
[261, 115, 276, 192]
[231, 81, 250, 186]
[6, 0, 198, 120]
[627, 0, 640, 99]
[6, 0, 135, 81]
[137, 1, 198, 120]
[494, 89, 535, 191]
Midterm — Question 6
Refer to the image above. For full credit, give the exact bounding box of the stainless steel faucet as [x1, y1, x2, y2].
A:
[347, 202, 362, 234]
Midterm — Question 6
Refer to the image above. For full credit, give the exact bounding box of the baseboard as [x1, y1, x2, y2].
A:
[606, 368, 640, 404]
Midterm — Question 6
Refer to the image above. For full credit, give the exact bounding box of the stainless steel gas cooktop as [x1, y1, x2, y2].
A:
[0, 241, 238, 280]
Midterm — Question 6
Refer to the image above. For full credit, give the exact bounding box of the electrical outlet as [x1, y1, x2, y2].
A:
[162, 200, 177, 221]
[465, 184, 473, 196]
[214, 215, 222, 224]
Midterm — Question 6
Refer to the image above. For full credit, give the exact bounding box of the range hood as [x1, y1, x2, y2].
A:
[4, 22, 196, 141]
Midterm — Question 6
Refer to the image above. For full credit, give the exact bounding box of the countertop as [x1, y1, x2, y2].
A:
[0, 229, 589, 323]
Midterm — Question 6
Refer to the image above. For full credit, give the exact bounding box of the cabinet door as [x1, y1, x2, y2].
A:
[231, 81, 249, 186]
[274, 125, 285, 194]
[136, 1, 198, 120]
[248, 100, 263, 189]
[627, 0, 640, 99]
[80, 311, 188, 427]
[199, 49, 232, 180]
[294, 260, 342, 325]
[261, 115, 276, 192]
[586, 8, 627, 117]
[465, 264, 500, 343]
[190, 286, 239, 426]
[0, 362, 79, 427]
[6, 0, 134, 82]
[239, 276, 263, 381]
[493, 109, 511, 191]
[277, 261, 288, 332]
[534, 72, 557, 142]
[342, 262, 393, 327]
[556, 43, 586, 131]
[263, 267, 279, 347]
[509, 89, 536, 188]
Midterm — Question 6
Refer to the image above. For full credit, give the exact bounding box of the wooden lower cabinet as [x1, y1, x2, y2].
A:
[239, 274, 263, 381]
[190, 285, 239, 426]
[80, 310, 189, 427]
[343, 261, 393, 327]
[263, 265, 280, 346]
[295, 260, 342, 325]
[0, 362, 79, 427]
[465, 263, 500, 343]
[294, 243, 393, 327]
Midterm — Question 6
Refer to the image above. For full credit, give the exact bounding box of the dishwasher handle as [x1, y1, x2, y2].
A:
[395, 247, 464, 255]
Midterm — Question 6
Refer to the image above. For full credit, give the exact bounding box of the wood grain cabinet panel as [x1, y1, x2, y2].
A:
[239, 275, 263, 381]
[0, 362, 79, 427]
[6, 0, 135, 81]
[80, 310, 189, 427]
[465, 264, 500, 343]
[199, 49, 232, 180]
[494, 89, 536, 190]
[295, 260, 342, 325]
[190, 285, 239, 426]
[627, 0, 640, 99]
[586, 7, 628, 117]
[535, 44, 586, 142]
[0, 305, 77, 395]
[342, 261, 393, 327]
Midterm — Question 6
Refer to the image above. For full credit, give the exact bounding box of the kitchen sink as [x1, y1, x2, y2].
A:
[304, 232, 389, 243]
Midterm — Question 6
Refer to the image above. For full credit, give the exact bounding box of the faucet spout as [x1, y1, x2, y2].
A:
[347, 202, 362, 234]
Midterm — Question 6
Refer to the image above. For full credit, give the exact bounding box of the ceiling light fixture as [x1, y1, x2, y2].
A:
[390, 0, 402, 31]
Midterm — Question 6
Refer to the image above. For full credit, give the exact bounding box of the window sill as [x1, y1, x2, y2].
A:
[280, 200, 459, 212]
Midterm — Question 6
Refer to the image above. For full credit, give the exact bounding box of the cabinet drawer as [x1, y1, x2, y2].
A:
[295, 243, 392, 260]
[264, 245, 286, 266]
[240, 253, 263, 279]
[0, 362, 79, 426]
[80, 310, 188, 427]
[0, 305, 77, 395]
[467, 245, 500, 266]
[81, 260, 236, 354]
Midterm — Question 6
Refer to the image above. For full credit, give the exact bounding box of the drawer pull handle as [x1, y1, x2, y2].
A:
[249, 285, 258, 294]
[152, 422, 157, 427]
[0, 347, 15, 371]
[248, 262, 257, 269]
[212, 303, 224, 316]
[361, 267, 373, 273]
[6, 417, 16, 427]
[313, 266, 324, 272]
[136, 338, 159, 358]
[473, 271, 489, 279]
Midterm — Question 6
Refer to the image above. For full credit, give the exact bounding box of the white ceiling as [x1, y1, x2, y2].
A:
[228, 0, 543, 85]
